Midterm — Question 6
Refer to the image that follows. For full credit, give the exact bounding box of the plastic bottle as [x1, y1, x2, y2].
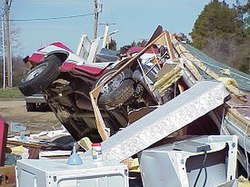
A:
[92, 143, 102, 161]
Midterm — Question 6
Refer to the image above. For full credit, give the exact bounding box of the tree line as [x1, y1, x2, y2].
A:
[190, 0, 250, 74]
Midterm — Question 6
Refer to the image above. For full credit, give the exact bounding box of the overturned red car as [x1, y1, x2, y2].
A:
[18, 30, 168, 142]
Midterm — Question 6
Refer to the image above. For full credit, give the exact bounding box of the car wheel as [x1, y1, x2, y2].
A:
[96, 68, 134, 109]
[18, 55, 61, 96]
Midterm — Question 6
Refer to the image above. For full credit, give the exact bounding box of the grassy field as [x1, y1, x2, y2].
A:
[0, 87, 23, 99]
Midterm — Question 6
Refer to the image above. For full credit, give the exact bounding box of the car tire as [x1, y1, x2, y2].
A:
[18, 55, 61, 96]
[96, 68, 134, 109]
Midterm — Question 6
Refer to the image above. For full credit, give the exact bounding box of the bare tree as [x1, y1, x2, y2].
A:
[0, 0, 22, 87]
[0, 1, 21, 56]
[203, 34, 250, 73]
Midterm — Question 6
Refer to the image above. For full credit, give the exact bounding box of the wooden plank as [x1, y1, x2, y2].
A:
[227, 109, 250, 133]
[165, 31, 176, 61]
[173, 42, 203, 81]
[6, 139, 66, 151]
[90, 86, 109, 141]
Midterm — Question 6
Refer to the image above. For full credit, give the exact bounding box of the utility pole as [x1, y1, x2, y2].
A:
[93, 0, 102, 40]
[5, 0, 12, 88]
[1, 16, 6, 89]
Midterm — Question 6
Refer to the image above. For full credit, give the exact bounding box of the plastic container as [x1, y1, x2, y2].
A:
[92, 143, 102, 161]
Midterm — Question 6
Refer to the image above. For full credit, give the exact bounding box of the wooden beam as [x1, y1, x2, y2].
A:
[89, 85, 109, 141]
[165, 31, 176, 61]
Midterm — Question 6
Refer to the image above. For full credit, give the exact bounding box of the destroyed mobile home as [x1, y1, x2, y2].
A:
[1, 26, 249, 186]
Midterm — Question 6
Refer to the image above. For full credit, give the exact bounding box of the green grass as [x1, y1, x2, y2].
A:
[0, 87, 23, 99]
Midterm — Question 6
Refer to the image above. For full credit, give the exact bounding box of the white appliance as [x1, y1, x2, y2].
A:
[16, 157, 129, 187]
[140, 135, 238, 187]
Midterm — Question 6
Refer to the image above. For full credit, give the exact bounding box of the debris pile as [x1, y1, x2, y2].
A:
[1, 25, 250, 187]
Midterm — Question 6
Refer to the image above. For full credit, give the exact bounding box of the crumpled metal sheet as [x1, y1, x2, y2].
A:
[87, 81, 229, 162]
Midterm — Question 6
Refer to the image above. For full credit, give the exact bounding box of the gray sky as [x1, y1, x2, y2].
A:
[9, 0, 248, 56]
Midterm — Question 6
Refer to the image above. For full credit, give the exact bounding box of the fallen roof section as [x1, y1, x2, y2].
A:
[95, 81, 229, 162]
[183, 44, 250, 92]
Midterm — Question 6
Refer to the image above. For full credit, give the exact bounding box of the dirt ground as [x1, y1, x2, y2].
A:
[0, 99, 61, 134]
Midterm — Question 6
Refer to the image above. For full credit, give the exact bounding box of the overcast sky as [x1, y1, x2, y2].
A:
[8, 0, 248, 56]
